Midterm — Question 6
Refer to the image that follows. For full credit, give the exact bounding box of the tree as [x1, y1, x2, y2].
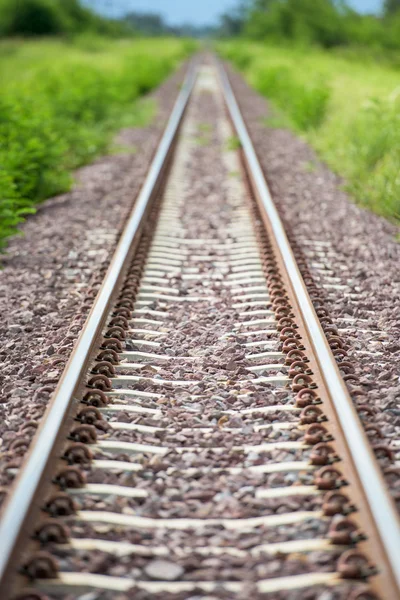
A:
[124, 12, 170, 36]
[219, 1, 248, 37]
[0, 0, 66, 36]
[0, 0, 125, 37]
[384, 0, 400, 14]
[244, 0, 347, 47]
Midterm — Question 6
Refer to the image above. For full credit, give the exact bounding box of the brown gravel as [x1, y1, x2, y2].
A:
[225, 63, 400, 504]
[0, 66, 186, 499]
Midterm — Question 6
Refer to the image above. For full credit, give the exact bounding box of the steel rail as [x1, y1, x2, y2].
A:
[0, 61, 198, 593]
[218, 61, 400, 591]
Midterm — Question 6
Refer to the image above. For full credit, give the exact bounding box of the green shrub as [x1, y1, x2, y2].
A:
[252, 64, 330, 131]
[345, 96, 400, 216]
[0, 171, 35, 251]
[219, 40, 400, 221]
[0, 92, 68, 200]
[0, 38, 193, 250]
[71, 33, 114, 53]
[219, 42, 330, 132]
[222, 44, 253, 70]
[0, 0, 126, 38]
[0, 0, 67, 36]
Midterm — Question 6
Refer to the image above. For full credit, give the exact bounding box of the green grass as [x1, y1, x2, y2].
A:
[226, 135, 242, 151]
[195, 122, 212, 146]
[219, 41, 400, 221]
[198, 122, 212, 133]
[0, 37, 196, 251]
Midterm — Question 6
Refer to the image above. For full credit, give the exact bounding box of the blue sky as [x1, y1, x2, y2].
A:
[86, 0, 383, 26]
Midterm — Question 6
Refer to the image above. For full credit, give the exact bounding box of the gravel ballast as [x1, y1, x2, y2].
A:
[0, 66, 186, 499]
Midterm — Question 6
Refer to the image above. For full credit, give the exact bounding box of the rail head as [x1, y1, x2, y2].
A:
[0, 61, 198, 596]
[217, 59, 400, 595]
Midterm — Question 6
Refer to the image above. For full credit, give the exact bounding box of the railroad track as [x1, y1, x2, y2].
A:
[0, 59, 399, 600]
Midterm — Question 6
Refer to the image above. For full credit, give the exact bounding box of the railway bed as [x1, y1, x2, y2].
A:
[0, 59, 399, 600]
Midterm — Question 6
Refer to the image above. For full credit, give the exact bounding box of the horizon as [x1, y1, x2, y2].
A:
[83, 0, 384, 27]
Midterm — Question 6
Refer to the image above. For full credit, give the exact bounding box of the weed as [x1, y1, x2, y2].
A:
[194, 135, 210, 147]
[198, 123, 211, 133]
[344, 96, 400, 216]
[253, 64, 330, 131]
[221, 44, 253, 70]
[195, 123, 212, 146]
[226, 136, 242, 151]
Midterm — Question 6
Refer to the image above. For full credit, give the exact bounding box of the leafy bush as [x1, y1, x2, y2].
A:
[0, 38, 193, 250]
[220, 43, 331, 132]
[345, 96, 400, 217]
[0, 0, 126, 38]
[220, 44, 253, 70]
[253, 64, 330, 130]
[0, 171, 35, 252]
[0, 0, 66, 36]
[219, 40, 400, 220]
[234, 0, 400, 54]
[0, 91, 68, 201]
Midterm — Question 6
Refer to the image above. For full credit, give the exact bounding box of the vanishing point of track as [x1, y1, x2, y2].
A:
[0, 59, 399, 600]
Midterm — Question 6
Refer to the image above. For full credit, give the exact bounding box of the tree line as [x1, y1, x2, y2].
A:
[0, 0, 216, 39]
[220, 0, 400, 51]
[0, 0, 124, 37]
